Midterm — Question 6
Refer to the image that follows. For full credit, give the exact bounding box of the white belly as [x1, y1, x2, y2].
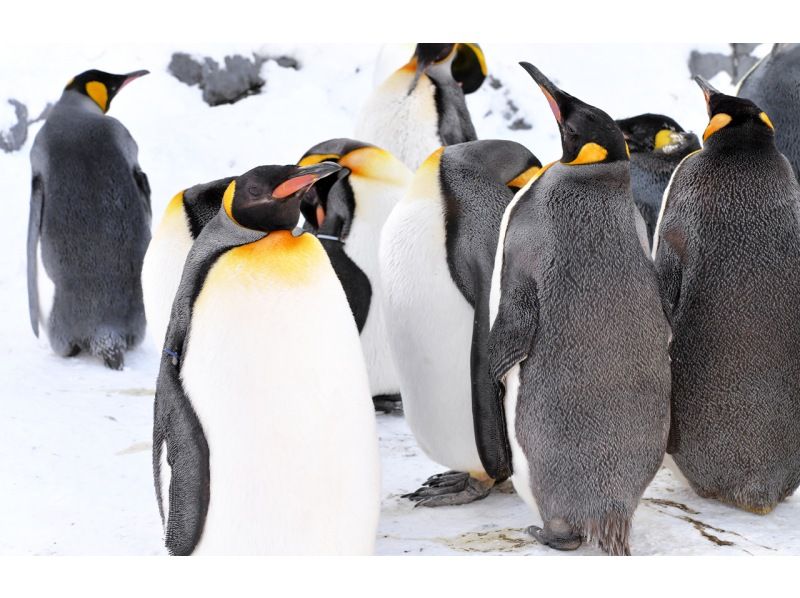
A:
[380, 195, 483, 474]
[182, 257, 380, 555]
[142, 202, 194, 350]
[503, 364, 540, 517]
[354, 70, 442, 172]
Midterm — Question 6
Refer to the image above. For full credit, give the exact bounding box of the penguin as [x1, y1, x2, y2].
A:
[380, 139, 541, 506]
[141, 176, 234, 349]
[487, 63, 670, 555]
[355, 43, 486, 171]
[653, 77, 800, 515]
[298, 139, 413, 413]
[152, 162, 380, 555]
[27, 69, 151, 369]
[738, 44, 800, 180]
[615, 114, 700, 248]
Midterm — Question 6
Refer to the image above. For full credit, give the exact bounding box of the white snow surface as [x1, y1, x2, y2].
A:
[3, 43, 798, 556]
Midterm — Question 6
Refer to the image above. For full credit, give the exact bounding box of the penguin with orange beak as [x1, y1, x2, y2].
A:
[653, 77, 800, 516]
[355, 43, 486, 170]
[152, 163, 381, 555]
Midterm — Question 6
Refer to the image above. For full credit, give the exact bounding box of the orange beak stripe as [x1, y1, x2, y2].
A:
[273, 174, 317, 200]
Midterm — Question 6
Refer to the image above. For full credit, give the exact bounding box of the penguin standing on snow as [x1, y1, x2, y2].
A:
[28, 69, 151, 369]
[142, 176, 234, 348]
[738, 44, 800, 179]
[152, 163, 380, 555]
[298, 139, 412, 413]
[488, 63, 670, 555]
[654, 77, 800, 515]
[615, 114, 700, 247]
[355, 43, 486, 171]
[380, 139, 541, 505]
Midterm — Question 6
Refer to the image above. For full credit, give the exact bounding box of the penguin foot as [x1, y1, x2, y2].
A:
[527, 525, 582, 552]
[373, 394, 402, 414]
[101, 349, 125, 371]
[402, 471, 492, 507]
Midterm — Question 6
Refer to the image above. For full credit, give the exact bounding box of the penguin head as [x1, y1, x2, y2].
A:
[615, 113, 699, 155]
[298, 138, 410, 239]
[695, 76, 775, 143]
[64, 69, 149, 113]
[519, 62, 628, 165]
[404, 43, 487, 94]
[222, 163, 342, 233]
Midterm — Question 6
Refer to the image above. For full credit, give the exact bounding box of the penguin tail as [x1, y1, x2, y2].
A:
[584, 515, 632, 556]
[89, 330, 127, 370]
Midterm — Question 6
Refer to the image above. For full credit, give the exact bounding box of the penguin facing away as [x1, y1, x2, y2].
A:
[488, 63, 670, 555]
[380, 139, 541, 506]
[152, 162, 380, 555]
[653, 77, 800, 515]
[28, 69, 151, 369]
[355, 43, 486, 171]
[298, 138, 413, 413]
[615, 113, 700, 248]
[142, 176, 234, 349]
[738, 43, 800, 180]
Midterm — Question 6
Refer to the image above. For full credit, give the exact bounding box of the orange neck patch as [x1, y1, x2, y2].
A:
[506, 165, 541, 189]
[703, 113, 732, 141]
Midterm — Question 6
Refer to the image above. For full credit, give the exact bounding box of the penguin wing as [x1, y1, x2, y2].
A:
[133, 166, 152, 218]
[26, 174, 44, 336]
[487, 271, 539, 384]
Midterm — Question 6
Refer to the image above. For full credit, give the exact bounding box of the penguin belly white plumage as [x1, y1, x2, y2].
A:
[180, 232, 380, 555]
[355, 69, 442, 172]
[380, 153, 484, 475]
[141, 192, 194, 349]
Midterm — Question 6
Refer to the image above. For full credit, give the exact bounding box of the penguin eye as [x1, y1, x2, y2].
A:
[247, 185, 262, 197]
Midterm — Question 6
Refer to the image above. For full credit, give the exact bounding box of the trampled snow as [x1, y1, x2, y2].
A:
[2, 43, 796, 556]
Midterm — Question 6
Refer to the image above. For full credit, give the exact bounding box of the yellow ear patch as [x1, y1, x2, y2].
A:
[703, 113, 732, 141]
[654, 129, 674, 150]
[460, 43, 487, 76]
[299, 153, 340, 167]
[222, 180, 237, 224]
[565, 142, 608, 165]
[85, 81, 108, 112]
[340, 147, 412, 186]
[760, 112, 775, 130]
[506, 165, 541, 189]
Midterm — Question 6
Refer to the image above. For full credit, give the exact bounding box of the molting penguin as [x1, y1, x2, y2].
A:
[380, 139, 541, 505]
[355, 43, 486, 171]
[615, 114, 700, 248]
[738, 44, 800, 179]
[298, 139, 413, 413]
[488, 63, 670, 555]
[152, 163, 381, 555]
[28, 69, 151, 369]
[142, 176, 234, 349]
[653, 77, 800, 515]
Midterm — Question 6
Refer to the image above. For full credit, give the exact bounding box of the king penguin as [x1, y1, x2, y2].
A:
[615, 113, 700, 248]
[355, 43, 486, 171]
[28, 69, 151, 369]
[738, 44, 800, 180]
[488, 63, 670, 555]
[152, 162, 381, 555]
[380, 139, 541, 505]
[142, 176, 234, 349]
[653, 77, 800, 515]
[298, 139, 413, 413]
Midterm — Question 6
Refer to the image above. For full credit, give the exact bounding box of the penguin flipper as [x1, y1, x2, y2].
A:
[653, 226, 684, 326]
[26, 174, 44, 336]
[487, 277, 539, 384]
[133, 166, 152, 218]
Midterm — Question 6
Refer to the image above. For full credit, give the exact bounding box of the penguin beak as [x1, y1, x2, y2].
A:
[273, 162, 342, 200]
[121, 70, 150, 88]
[694, 76, 722, 116]
[407, 58, 430, 95]
[519, 62, 568, 126]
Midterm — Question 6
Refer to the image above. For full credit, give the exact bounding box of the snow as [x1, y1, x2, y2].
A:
[2, 42, 796, 556]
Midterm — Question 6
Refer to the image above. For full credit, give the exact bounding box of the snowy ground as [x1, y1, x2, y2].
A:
[2, 42, 797, 556]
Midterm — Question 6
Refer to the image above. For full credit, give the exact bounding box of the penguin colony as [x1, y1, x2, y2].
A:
[23, 44, 800, 556]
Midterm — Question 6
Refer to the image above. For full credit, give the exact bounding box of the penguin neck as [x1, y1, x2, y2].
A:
[554, 159, 631, 191]
[57, 90, 106, 115]
[704, 123, 776, 155]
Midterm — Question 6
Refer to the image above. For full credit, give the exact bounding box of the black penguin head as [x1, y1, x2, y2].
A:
[519, 62, 629, 165]
[222, 163, 342, 233]
[405, 43, 487, 94]
[695, 76, 775, 143]
[615, 113, 696, 153]
[64, 69, 149, 113]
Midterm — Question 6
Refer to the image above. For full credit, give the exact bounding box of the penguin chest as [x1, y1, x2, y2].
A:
[141, 196, 194, 349]
[182, 232, 379, 555]
[355, 70, 442, 171]
[380, 196, 482, 473]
